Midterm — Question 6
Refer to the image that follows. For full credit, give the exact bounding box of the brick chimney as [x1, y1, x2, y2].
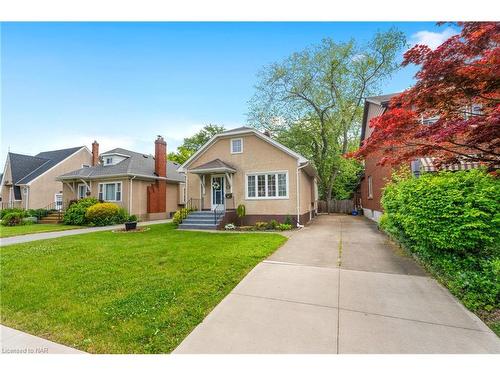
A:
[92, 141, 99, 166]
[154, 135, 167, 177]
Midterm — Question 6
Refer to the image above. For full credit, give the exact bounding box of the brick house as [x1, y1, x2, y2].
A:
[358, 93, 481, 222]
[358, 93, 405, 221]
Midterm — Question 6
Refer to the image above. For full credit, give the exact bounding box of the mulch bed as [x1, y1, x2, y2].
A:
[112, 227, 151, 233]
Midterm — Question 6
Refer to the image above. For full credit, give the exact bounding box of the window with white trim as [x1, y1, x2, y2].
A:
[230, 138, 243, 154]
[246, 172, 288, 199]
[367, 176, 373, 199]
[98, 182, 122, 202]
[105, 157, 113, 165]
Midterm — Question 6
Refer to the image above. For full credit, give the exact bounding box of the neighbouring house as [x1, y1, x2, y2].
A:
[57, 136, 186, 221]
[0, 146, 93, 210]
[358, 93, 481, 222]
[178, 126, 318, 228]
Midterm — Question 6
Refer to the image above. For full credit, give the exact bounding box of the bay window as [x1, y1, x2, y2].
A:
[246, 172, 288, 199]
[98, 182, 122, 202]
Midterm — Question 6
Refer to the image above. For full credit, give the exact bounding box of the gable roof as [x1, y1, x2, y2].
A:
[58, 148, 185, 183]
[360, 92, 401, 143]
[6, 146, 86, 185]
[179, 126, 308, 172]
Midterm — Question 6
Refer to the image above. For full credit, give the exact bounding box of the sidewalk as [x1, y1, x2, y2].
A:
[1, 325, 84, 354]
[0, 219, 172, 246]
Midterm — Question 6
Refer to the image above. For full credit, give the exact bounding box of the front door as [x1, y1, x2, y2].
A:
[54, 193, 63, 210]
[211, 175, 225, 210]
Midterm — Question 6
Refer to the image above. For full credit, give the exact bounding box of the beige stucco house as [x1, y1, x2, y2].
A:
[178, 127, 318, 228]
[58, 137, 186, 221]
[0, 146, 92, 210]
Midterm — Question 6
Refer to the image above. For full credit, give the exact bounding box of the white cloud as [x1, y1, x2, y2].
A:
[410, 27, 458, 50]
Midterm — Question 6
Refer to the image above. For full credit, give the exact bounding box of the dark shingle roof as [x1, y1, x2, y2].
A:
[365, 92, 400, 106]
[59, 148, 185, 183]
[8, 147, 84, 185]
[190, 158, 236, 172]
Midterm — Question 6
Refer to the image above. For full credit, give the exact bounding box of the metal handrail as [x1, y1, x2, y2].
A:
[213, 203, 225, 225]
[37, 200, 70, 220]
[186, 198, 202, 211]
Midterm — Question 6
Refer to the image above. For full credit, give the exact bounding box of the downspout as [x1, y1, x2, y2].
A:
[296, 162, 309, 228]
[129, 176, 136, 214]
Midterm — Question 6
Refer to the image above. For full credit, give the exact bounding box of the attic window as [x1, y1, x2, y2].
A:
[231, 138, 243, 154]
[105, 157, 113, 165]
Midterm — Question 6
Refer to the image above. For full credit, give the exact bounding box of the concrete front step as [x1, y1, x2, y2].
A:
[188, 212, 215, 217]
[183, 218, 219, 224]
[178, 223, 218, 230]
[178, 211, 224, 230]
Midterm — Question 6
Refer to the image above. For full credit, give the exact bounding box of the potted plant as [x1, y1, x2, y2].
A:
[125, 215, 138, 231]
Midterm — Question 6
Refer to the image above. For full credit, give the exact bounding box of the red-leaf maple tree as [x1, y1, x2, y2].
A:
[351, 22, 500, 170]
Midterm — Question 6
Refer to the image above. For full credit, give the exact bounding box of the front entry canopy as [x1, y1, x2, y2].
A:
[189, 159, 236, 174]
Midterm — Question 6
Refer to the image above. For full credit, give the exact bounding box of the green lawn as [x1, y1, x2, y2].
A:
[0, 223, 286, 353]
[0, 224, 83, 238]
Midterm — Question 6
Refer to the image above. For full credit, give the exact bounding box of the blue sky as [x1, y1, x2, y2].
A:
[0, 22, 457, 165]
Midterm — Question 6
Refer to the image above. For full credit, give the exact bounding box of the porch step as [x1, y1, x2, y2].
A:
[178, 223, 218, 230]
[38, 211, 64, 224]
[178, 211, 224, 230]
[182, 218, 218, 224]
[39, 219, 63, 224]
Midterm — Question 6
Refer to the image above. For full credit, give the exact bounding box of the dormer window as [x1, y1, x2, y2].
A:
[231, 138, 243, 154]
[105, 157, 113, 165]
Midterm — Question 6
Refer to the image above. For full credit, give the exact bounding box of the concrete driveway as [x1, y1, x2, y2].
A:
[174, 215, 500, 354]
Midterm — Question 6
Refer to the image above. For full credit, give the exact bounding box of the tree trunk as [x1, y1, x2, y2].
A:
[325, 169, 339, 214]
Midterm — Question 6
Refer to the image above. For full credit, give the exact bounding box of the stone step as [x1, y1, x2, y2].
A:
[183, 218, 220, 224]
[186, 212, 223, 218]
[40, 216, 61, 221]
[178, 223, 218, 230]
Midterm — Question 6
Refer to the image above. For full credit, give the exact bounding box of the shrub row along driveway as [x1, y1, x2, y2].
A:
[175, 215, 500, 354]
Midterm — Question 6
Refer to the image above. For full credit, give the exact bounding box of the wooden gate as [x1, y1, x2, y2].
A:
[317, 199, 354, 214]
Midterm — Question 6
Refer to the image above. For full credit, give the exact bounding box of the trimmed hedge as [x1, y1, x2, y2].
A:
[380, 169, 500, 313]
[85, 203, 128, 226]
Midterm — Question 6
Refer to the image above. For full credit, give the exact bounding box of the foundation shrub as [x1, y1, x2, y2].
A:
[85, 203, 128, 227]
[63, 197, 99, 225]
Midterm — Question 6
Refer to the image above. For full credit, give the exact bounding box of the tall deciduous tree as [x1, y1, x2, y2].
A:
[351, 22, 500, 170]
[248, 29, 406, 201]
[168, 124, 226, 164]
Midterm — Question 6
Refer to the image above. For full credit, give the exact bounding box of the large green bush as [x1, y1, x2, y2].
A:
[382, 169, 499, 254]
[63, 197, 99, 225]
[380, 169, 500, 313]
[1, 212, 26, 226]
[85, 203, 128, 226]
[0, 208, 26, 220]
